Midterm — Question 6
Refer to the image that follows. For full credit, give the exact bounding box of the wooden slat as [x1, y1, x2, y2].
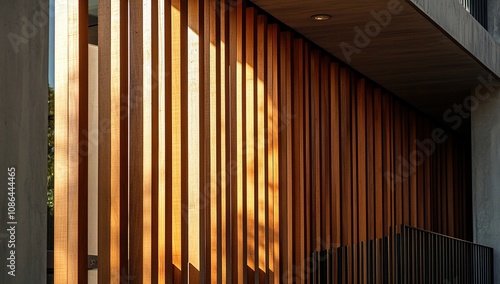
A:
[269, 23, 280, 284]
[152, 1, 160, 281]
[266, 23, 275, 283]
[54, 0, 70, 282]
[351, 73, 358, 249]
[409, 111, 418, 227]
[330, 62, 341, 248]
[245, 8, 256, 282]
[366, 83, 375, 241]
[424, 120, 432, 231]
[373, 88, 383, 239]
[416, 116, 425, 230]
[280, 30, 294, 282]
[292, 37, 305, 284]
[157, 0, 169, 282]
[383, 92, 393, 236]
[401, 106, 410, 226]
[207, 0, 218, 282]
[54, 0, 88, 282]
[394, 101, 403, 228]
[340, 67, 352, 245]
[438, 142, 444, 234]
[303, 41, 312, 283]
[311, 50, 321, 250]
[320, 55, 331, 251]
[170, 0, 186, 282]
[129, 0, 154, 281]
[97, 0, 129, 282]
[357, 77, 367, 243]
[218, 0, 229, 282]
[236, 2, 245, 282]
[187, 0, 201, 280]
[256, 15, 267, 283]
[447, 138, 455, 236]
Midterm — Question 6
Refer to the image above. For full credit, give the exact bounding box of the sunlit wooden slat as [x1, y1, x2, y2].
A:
[236, 1, 245, 282]
[187, 0, 201, 280]
[97, 0, 128, 282]
[267, 23, 280, 284]
[256, 14, 267, 284]
[129, 0, 153, 281]
[207, 0, 218, 282]
[218, 0, 228, 281]
[55, 0, 88, 282]
[170, 0, 184, 282]
[245, 8, 256, 282]
[54, 0, 69, 281]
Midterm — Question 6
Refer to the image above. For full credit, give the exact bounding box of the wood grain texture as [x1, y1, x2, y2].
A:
[55, 1, 473, 282]
[97, 0, 129, 282]
[54, 0, 88, 283]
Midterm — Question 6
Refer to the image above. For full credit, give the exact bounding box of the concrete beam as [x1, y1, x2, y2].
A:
[409, 0, 500, 77]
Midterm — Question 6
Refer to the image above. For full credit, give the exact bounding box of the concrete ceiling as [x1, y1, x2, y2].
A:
[252, 0, 499, 128]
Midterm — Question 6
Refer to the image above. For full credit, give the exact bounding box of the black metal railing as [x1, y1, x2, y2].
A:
[458, 0, 488, 28]
[312, 225, 493, 283]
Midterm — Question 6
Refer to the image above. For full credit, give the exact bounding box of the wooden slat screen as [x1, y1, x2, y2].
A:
[55, 0, 472, 282]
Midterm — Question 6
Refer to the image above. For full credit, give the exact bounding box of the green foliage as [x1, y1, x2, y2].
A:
[48, 87, 54, 215]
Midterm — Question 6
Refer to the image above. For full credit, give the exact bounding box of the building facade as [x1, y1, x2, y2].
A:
[52, 0, 500, 282]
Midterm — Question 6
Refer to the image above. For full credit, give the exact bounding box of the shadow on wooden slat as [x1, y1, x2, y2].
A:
[173, 264, 182, 283]
[189, 263, 200, 283]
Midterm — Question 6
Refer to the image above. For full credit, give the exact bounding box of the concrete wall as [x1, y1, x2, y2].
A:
[488, 0, 500, 43]
[472, 86, 500, 283]
[0, 0, 48, 283]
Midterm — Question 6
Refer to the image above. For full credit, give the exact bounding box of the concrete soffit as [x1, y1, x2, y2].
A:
[252, 0, 500, 125]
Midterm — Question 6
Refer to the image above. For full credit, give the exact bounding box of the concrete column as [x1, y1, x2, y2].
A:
[0, 0, 48, 283]
[472, 86, 500, 282]
[488, 0, 500, 43]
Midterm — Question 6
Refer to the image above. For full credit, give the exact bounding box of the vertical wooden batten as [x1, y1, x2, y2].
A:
[54, 0, 88, 283]
[97, 0, 129, 282]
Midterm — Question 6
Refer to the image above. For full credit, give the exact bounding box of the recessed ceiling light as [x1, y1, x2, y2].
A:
[311, 14, 332, 21]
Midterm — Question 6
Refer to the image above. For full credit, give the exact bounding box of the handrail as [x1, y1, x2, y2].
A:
[312, 225, 493, 283]
[458, 0, 488, 29]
